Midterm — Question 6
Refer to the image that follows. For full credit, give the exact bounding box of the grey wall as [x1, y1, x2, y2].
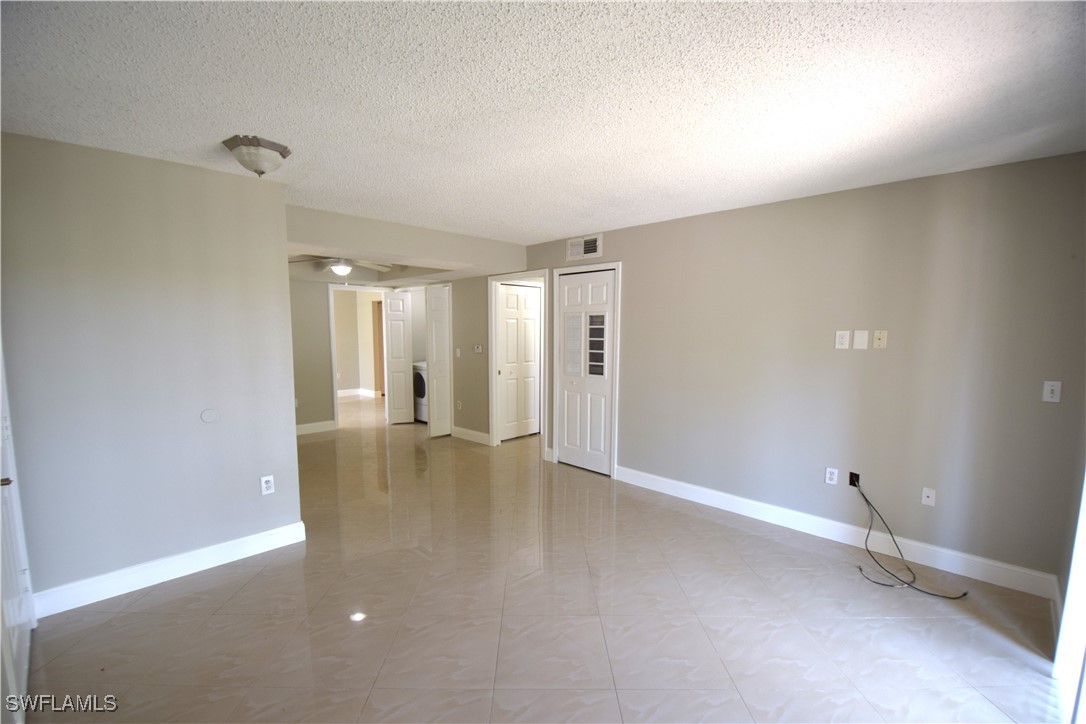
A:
[289, 280, 336, 426]
[527, 153, 1085, 580]
[333, 289, 361, 391]
[451, 277, 490, 434]
[1, 134, 302, 591]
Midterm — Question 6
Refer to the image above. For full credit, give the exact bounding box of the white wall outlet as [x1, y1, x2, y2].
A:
[294, 398, 300, 408]
[1043, 381, 1062, 403]
[921, 487, 936, 506]
[456, 347, 461, 358]
[456, 400, 462, 410]
[260, 475, 275, 495]
[853, 330, 869, 350]
[473, 344, 483, 354]
[825, 467, 838, 485]
[835, 331, 851, 350]
[873, 330, 888, 349]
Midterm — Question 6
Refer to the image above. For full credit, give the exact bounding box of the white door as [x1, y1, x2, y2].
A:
[1, 349, 35, 722]
[556, 269, 616, 475]
[426, 285, 452, 438]
[500, 284, 541, 441]
[383, 292, 414, 425]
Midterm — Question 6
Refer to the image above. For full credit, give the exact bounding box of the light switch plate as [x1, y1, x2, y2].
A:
[874, 330, 888, 349]
[835, 331, 851, 350]
[853, 330, 869, 350]
[1043, 381, 1062, 403]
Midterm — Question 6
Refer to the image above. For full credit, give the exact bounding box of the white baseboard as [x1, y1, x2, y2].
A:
[453, 426, 492, 446]
[544, 448, 555, 463]
[296, 420, 337, 435]
[614, 465, 1060, 602]
[33, 521, 306, 618]
[336, 388, 377, 399]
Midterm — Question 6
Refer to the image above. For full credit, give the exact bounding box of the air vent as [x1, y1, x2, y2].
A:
[566, 235, 603, 261]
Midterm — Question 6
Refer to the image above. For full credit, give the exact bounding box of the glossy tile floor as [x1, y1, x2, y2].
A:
[28, 397, 1066, 722]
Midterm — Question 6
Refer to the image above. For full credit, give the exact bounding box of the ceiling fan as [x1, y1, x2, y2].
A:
[288, 254, 393, 276]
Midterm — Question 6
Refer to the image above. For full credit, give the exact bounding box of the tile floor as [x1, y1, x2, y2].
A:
[26, 397, 1067, 722]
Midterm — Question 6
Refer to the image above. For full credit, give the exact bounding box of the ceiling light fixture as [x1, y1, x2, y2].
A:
[221, 135, 291, 177]
[329, 261, 353, 276]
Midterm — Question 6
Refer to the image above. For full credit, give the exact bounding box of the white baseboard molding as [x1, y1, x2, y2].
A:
[453, 426, 492, 446]
[336, 388, 377, 399]
[34, 521, 306, 618]
[296, 420, 337, 435]
[544, 448, 555, 463]
[614, 465, 1060, 602]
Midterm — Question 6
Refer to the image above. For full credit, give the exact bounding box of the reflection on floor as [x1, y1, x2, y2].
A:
[27, 397, 1064, 722]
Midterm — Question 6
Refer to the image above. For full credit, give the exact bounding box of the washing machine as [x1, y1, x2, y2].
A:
[413, 361, 428, 422]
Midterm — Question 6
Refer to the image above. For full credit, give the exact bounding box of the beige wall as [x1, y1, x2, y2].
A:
[451, 277, 490, 434]
[356, 291, 383, 392]
[528, 153, 1085, 581]
[333, 289, 361, 391]
[289, 280, 336, 425]
[1, 134, 302, 591]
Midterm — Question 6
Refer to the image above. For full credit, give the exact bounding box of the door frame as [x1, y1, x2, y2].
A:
[425, 283, 453, 437]
[551, 262, 622, 477]
[488, 270, 548, 449]
[326, 283, 388, 429]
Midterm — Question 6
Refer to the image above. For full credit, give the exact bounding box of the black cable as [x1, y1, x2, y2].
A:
[854, 480, 968, 600]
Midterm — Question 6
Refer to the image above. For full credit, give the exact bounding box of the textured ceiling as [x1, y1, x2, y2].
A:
[3, 2, 1083, 246]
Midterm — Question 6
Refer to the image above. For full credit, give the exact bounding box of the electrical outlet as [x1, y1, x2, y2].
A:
[825, 467, 838, 485]
[473, 344, 483, 354]
[260, 475, 275, 495]
[849, 472, 860, 487]
[921, 487, 936, 506]
[456, 400, 462, 410]
[835, 330, 851, 350]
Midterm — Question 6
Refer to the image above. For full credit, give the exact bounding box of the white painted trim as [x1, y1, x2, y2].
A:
[544, 448, 555, 463]
[453, 426, 492, 446]
[296, 420, 337, 435]
[615, 465, 1060, 601]
[33, 522, 306, 618]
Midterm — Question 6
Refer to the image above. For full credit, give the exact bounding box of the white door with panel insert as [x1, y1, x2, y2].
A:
[499, 284, 541, 441]
[383, 291, 414, 425]
[556, 269, 615, 475]
[426, 284, 452, 437]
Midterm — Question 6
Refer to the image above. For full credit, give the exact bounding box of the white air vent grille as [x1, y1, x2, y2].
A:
[566, 235, 603, 261]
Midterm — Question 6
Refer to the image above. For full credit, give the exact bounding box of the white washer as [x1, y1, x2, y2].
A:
[412, 361, 428, 422]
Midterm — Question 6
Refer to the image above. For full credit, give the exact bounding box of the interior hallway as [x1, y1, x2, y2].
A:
[24, 397, 1063, 722]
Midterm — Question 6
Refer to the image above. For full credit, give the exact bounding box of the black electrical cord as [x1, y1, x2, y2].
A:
[854, 480, 968, 600]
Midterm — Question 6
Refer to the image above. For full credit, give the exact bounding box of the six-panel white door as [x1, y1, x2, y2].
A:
[383, 291, 414, 424]
[556, 269, 615, 475]
[426, 284, 452, 437]
[500, 284, 541, 441]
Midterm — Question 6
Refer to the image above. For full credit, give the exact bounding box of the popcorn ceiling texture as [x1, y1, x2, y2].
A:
[2, 2, 1083, 245]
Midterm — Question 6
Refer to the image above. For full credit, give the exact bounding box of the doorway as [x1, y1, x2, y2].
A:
[488, 271, 547, 449]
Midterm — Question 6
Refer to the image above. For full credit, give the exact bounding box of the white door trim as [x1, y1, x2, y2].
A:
[552, 262, 622, 477]
[425, 284, 453, 437]
[488, 271, 548, 448]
